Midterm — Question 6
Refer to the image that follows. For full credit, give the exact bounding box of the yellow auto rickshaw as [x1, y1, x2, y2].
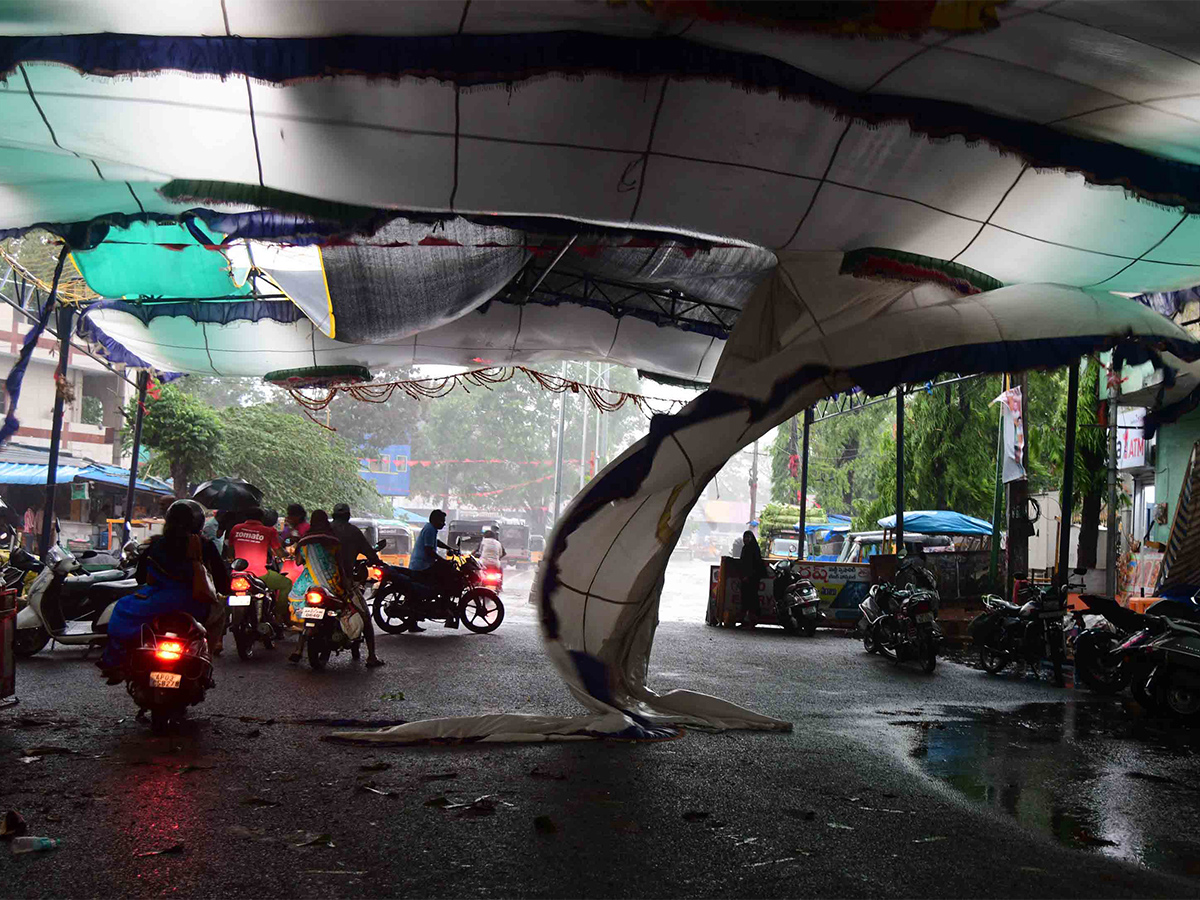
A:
[529, 534, 545, 565]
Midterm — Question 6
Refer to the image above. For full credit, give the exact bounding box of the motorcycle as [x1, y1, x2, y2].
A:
[124, 611, 214, 733]
[970, 572, 1076, 686]
[372, 548, 505, 636]
[13, 542, 138, 657]
[859, 581, 941, 673]
[227, 558, 285, 660]
[479, 560, 504, 594]
[1073, 591, 1200, 696]
[1111, 614, 1200, 719]
[772, 560, 822, 636]
[297, 575, 365, 671]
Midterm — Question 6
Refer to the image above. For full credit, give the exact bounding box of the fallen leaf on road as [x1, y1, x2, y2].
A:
[420, 771, 457, 781]
[358, 786, 398, 798]
[23, 746, 77, 756]
[913, 836, 946, 844]
[534, 815, 557, 834]
[176, 764, 213, 776]
[359, 762, 391, 773]
[744, 857, 798, 868]
[528, 767, 566, 781]
[242, 797, 282, 808]
[379, 691, 406, 701]
[17, 757, 40, 764]
[1, 810, 28, 841]
[827, 823, 854, 831]
[1074, 828, 1118, 847]
[682, 811, 710, 822]
[459, 797, 497, 818]
[291, 832, 335, 849]
[136, 841, 184, 857]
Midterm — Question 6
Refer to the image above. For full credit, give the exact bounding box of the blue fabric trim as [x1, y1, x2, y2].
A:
[1, 251, 66, 446]
[1, 33, 1199, 212]
[82, 297, 306, 327]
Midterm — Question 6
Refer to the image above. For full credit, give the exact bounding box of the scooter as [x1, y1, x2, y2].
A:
[297, 579, 364, 671]
[14, 542, 138, 657]
[1120, 614, 1200, 719]
[772, 560, 822, 636]
[860, 581, 941, 673]
[124, 611, 214, 733]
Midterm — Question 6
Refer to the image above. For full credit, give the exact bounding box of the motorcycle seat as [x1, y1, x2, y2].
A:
[65, 568, 130, 586]
[149, 611, 207, 637]
[986, 598, 1022, 613]
[88, 579, 139, 605]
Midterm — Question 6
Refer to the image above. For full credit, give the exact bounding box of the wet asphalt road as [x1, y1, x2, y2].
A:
[3, 560, 1200, 898]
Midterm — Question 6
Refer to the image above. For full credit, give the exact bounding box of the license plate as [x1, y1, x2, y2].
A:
[149, 671, 181, 689]
[227, 594, 251, 607]
[915, 612, 934, 624]
[300, 606, 326, 620]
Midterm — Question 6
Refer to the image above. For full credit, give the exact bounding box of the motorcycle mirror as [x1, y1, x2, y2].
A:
[231, 558, 249, 572]
[1073, 566, 1087, 576]
[374, 539, 386, 551]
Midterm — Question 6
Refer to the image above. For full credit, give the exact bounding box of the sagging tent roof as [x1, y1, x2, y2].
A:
[877, 510, 993, 537]
[0, 3, 1193, 382]
[0, 445, 173, 495]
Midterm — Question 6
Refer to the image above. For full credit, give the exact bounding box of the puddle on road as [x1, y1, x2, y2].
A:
[891, 702, 1200, 881]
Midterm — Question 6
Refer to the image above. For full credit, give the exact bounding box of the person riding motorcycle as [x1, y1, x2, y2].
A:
[409, 509, 456, 629]
[227, 506, 293, 623]
[287, 510, 384, 667]
[476, 529, 506, 565]
[329, 503, 385, 667]
[97, 499, 229, 683]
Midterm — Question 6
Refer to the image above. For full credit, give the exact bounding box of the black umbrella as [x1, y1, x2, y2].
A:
[192, 477, 263, 512]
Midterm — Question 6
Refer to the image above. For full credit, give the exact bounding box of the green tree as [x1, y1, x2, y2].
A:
[211, 405, 387, 515]
[124, 384, 223, 497]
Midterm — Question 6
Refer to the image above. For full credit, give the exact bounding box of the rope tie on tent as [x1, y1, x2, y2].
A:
[284, 366, 687, 431]
[0, 246, 69, 446]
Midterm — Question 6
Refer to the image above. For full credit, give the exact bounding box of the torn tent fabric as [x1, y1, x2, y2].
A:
[334, 254, 1200, 744]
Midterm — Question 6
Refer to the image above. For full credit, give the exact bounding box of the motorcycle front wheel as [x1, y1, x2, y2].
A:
[372, 587, 414, 635]
[459, 589, 504, 634]
[13, 625, 50, 657]
[1075, 634, 1128, 694]
[861, 619, 877, 654]
[1164, 680, 1200, 720]
[876, 620, 897, 660]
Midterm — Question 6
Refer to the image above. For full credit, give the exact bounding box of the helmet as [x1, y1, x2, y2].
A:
[167, 499, 206, 534]
[332, 503, 351, 521]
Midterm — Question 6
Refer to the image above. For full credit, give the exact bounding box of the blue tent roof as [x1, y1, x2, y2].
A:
[876, 510, 993, 536]
[0, 461, 173, 495]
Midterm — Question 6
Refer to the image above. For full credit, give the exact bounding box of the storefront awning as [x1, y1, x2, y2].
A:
[0, 461, 172, 495]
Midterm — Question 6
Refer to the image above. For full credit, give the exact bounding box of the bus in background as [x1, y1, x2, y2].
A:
[498, 519, 531, 568]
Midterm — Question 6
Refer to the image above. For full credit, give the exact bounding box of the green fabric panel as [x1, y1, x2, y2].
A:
[72, 221, 248, 300]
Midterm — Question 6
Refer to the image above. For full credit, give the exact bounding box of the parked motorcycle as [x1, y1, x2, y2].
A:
[859, 581, 941, 673]
[970, 573, 1074, 686]
[372, 549, 505, 636]
[1073, 591, 1200, 695]
[227, 558, 285, 660]
[123, 611, 214, 733]
[772, 560, 822, 636]
[1110, 613, 1200, 719]
[13, 543, 138, 657]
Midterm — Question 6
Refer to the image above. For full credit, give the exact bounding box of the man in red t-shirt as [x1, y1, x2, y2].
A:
[228, 508, 291, 618]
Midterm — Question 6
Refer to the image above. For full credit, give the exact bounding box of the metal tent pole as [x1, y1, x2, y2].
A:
[895, 386, 905, 556]
[600, 364, 610, 469]
[799, 407, 812, 559]
[1106, 388, 1119, 598]
[122, 370, 149, 545]
[988, 375, 1006, 590]
[578, 361, 589, 491]
[1056, 361, 1080, 589]
[749, 439, 759, 525]
[41, 304, 74, 557]
[552, 362, 567, 523]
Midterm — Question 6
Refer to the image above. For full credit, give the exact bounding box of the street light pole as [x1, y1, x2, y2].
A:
[1106, 388, 1119, 597]
[122, 370, 149, 545]
[799, 407, 812, 559]
[895, 385, 905, 556]
[1056, 361, 1080, 589]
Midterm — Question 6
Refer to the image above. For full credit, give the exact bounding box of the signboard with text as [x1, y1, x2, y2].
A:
[358, 443, 411, 496]
[1117, 408, 1146, 470]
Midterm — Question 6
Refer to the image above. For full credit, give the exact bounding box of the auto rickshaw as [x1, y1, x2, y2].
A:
[529, 534, 545, 565]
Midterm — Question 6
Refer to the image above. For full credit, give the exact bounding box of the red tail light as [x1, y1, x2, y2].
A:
[368, 566, 382, 582]
[305, 590, 324, 605]
[155, 640, 184, 661]
[230, 576, 250, 593]
[483, 570, 502, 583]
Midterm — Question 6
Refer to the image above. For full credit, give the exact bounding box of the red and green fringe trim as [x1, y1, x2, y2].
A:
[839, 247, 1004, 295]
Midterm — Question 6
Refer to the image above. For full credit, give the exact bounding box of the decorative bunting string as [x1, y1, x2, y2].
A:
[288, 365, 689, 431]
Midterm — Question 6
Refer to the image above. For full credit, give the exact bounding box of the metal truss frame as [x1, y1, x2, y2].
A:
[812, 373, 985, 422]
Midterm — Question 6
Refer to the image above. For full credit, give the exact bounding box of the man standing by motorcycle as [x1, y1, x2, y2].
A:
[329, 503, 385, 667]
[410, 509, 456, 628]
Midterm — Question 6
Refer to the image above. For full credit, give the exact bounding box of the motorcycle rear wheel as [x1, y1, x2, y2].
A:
[803, 620, 817, 638]
[307, 637, 331, 670]
[980, 646, 1008, 674]
[13, 625, 50, 658]
[1165, 682, 1200, 720]
[921, 640, 937, 674]
[1074, 635, 1127, 694]
[459, 589, 504, 634]
[233, 623, 255, 660]
[372, 588, 414, 635]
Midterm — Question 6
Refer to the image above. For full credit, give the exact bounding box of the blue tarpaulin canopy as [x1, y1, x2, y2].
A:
[0, 461, 172, 495]
[876, 510, 993, 536]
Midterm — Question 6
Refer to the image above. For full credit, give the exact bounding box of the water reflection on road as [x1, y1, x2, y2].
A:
[894, 702, 1200, 881]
